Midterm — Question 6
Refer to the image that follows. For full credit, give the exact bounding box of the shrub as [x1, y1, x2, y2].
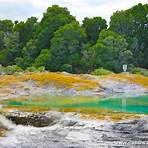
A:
[37, 66, 45, 72]
[61, 64, 72, 73]
[25, 66, 45, 72]
[25, 66, 38, 72]
[0, 65, 5, 74]
[130, 67, 148, 77]
[33, 49, 51, 69]
[91, 68, 113, 76]
[0, 65, 23, 75]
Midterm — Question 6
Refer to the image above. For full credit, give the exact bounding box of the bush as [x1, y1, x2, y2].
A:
[0, 65, 5, 74]
[33, 49, 51, 69]
[61, 64, 72, 73]
[130, 67, 148, 77]
[37, 66, 45, 72]
[25, 66, 38, 72]
[25, 66, 45, 72]
[91, 68, 113, 76]
[0, 65, 23, 75]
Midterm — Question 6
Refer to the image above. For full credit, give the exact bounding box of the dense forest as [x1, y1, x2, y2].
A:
[0, 3, 147, 73]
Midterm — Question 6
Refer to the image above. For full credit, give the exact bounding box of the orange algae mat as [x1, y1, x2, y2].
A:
[100, 73, 148, 88]
[0, 72, 99, 90]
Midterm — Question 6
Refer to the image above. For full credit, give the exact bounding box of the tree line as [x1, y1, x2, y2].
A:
[0, 3, 147, 73]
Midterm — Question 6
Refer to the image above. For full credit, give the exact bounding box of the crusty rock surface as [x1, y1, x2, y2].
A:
[5, 111, 62, 127]
[0, 111, 148, 148]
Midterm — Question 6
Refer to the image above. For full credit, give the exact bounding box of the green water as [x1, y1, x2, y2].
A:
[62, 95, 148, 114]
[2, 95, 148, 114]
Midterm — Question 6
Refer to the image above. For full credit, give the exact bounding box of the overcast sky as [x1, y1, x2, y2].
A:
[0, 0, 147, 23]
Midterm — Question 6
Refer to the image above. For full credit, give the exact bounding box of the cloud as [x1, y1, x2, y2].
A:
[82, 0, 118, 6]
[0, 0, 147, 23]
[0, 0, 38, 21]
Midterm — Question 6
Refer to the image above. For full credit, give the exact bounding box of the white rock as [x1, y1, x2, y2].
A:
[66, 131, 91, 141]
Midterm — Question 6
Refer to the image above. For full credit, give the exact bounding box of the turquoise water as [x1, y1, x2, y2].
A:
[3, 95, 148, 114]
[62, 95, 148, 114]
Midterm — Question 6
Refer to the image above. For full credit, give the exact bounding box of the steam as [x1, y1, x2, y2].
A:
[0, 115, 15, 130]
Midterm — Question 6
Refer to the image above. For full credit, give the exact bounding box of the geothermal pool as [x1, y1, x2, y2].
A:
[0, 95, 148, 148]
[1, 95, 148, 114]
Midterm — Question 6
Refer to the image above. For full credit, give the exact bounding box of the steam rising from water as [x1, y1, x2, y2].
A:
[0, 115, 15, 130]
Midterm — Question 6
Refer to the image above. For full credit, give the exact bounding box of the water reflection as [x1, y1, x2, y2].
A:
[1, 95, 148, 114]
[122, 98, 127, 112]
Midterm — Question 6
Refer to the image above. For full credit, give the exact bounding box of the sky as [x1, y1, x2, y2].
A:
[0, 0, 147, 23]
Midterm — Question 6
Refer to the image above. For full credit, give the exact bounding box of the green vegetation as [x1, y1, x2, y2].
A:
[110, 3, 148, 69]
[130, 67, 148, 77]
[91, 68, 113, 76]
[25, 66, 45, 72]
[50, 22, 87, 73]
[0, 4, 147, 73]
[0, 65, 23, 75]
[82, 17, 107, 43]
[0, 65, 45, 74]
[61, 64, 73, 73]
[83, 30, 132, 72]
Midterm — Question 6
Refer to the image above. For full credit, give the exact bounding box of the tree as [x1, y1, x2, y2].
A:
[61, 64, 72, 73]
[15, 39, 36, 68]
[82, 17, 107, 44]
[0, 20, 14, 65]
[23, 5, 76, 60]
[33, 49, 51, 69]
[0, 31, 20, 66]
[50, 22, 87, 73]
[0, 31, 4, 50]
[83, 30, 132, 72]
[110, 3, 148, 68]
[15, 56, 33, 69]
[0, 4, 147, 73]
[14, 17, 38, 48]
[0, 20, 13, 33]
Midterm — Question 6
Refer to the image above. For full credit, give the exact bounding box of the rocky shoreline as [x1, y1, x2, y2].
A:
[0, 111, 148, 148]
[0, 73, 148, 147]
[1, 73, 148, 101]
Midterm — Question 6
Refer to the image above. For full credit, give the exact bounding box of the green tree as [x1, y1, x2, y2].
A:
[15, 56, 33, 69]
[14, 17, 38, 48]
[110, 3, 148, 68]
[33, 48, 51, 69]
[82, 17, 107, 43]
[0, 31, 4, 50]
[0, 20, 13, 33]
[0, 20, 14, 65]
[0, 31, 20, 66]
[50, 22, 87, 73]
[23, 5, 76, 60]
[15, 39, 36, 68]
[61, 64, 72, 73]
[83, 30, 132, 72]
